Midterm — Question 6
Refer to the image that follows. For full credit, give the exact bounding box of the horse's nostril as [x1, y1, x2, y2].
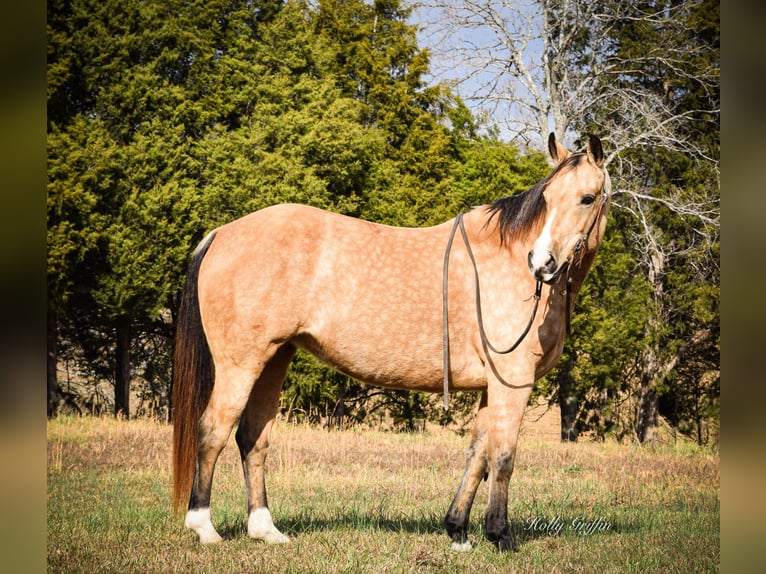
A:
[528, 251, 556, 274]
[545, 254, 555, 269]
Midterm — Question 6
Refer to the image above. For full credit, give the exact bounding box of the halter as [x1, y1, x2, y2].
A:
[564, 174, 609, 335]
[441, 173, 608, 410]
[572, 176, 609, 263]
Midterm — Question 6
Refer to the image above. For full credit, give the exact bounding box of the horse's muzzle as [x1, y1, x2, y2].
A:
[528, 251, 565, 284]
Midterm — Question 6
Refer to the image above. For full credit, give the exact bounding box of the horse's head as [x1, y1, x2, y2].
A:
[527, 133, 611, 284]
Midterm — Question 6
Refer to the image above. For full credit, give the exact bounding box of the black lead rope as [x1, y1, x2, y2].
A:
[442, 213, 543, 410]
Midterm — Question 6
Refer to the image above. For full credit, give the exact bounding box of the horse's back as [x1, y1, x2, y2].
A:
[207, 203, 443, 283]
[197, 204, 455, 389]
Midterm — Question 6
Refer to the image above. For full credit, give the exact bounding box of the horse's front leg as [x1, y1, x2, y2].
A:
[445, 392, 489, 551]
[483, 385, 532, 552]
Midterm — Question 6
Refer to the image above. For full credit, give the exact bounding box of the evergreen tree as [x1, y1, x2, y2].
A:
[47, 0, 297, 416]
[314, 0, 456, 225]
[47, 0, 561, 429]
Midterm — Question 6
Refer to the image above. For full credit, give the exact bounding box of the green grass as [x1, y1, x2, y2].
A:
[47, 416, 719, 573]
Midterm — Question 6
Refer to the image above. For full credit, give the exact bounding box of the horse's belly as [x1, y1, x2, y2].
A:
[293, 326, 441, 391]
[293, 327, 487, 393]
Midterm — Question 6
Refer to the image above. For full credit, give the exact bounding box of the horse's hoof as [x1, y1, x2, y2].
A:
[248, 508, 290, 544]
[199, 531, 223, 544]
[450, 540, 473, 552]
[262, 531, 290, 544]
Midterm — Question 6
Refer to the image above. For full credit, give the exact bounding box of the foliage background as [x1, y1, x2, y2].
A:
[47, 0, 719, 446]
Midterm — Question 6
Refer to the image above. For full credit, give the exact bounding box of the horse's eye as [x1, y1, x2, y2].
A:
[581, 195, 595, 206]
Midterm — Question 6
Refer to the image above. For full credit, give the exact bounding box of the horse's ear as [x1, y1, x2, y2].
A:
[586, 135, 604, 167]
[548, 132, 570, 165]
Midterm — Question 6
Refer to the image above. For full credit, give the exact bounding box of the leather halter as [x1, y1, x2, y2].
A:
[564, 176, 609, 335]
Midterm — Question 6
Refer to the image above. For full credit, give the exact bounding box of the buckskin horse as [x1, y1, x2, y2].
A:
[172, 133, 611, 551]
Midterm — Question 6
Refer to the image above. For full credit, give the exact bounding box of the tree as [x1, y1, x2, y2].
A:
[47, 0, 298, 416]
[47, 117, 117, 414]
[47, 0, 457, 420]
[599, 0, 719, 444]
[314, 0, 458, 225]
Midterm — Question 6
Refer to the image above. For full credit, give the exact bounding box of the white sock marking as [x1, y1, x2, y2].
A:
[451, 540, 473, 552]
[185, 508, 223, 544]
[248, 507, 290, 544]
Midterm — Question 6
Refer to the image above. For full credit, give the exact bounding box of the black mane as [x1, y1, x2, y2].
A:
[486, 153, 585, 245]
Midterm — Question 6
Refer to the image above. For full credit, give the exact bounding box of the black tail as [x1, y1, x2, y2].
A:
[172, 232, 216, 514]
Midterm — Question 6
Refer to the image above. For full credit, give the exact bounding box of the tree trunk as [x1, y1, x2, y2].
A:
[636, 351, 659, 444]
[332, 377, 347, 430]
[114, 320, 131, 418]
[47, 304, 62, 417]
[638, 327, 713, 445]
[636, 248, 665, 445]
[556, 352, 579, 442]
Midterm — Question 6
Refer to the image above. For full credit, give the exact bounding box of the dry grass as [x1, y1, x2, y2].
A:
[47, 414, 719, 573]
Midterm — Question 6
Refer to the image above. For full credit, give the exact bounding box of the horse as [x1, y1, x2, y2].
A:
[172, 133, 611, 552]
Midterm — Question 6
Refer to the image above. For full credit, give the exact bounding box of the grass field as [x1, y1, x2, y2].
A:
[47, 414, 719, 573]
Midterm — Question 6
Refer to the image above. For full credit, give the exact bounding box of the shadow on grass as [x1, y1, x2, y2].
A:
[215, 508, 637, 547]
[217, 510, 443, 540]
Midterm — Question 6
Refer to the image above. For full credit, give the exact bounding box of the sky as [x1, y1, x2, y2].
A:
[408, 0, 552, 150]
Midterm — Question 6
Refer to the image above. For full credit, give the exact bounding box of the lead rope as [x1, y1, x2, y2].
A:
[442, 213, 543, 410]
[441, 215, 461, 410]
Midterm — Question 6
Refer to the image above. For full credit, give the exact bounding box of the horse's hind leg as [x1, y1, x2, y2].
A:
[445, 392, 489, 551]
[184, 364, 260, 544]
[235, 343, 296, 544]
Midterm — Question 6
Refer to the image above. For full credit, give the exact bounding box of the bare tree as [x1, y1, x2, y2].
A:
[416, 0, 718, 156]
[415, 0, 720, 443]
